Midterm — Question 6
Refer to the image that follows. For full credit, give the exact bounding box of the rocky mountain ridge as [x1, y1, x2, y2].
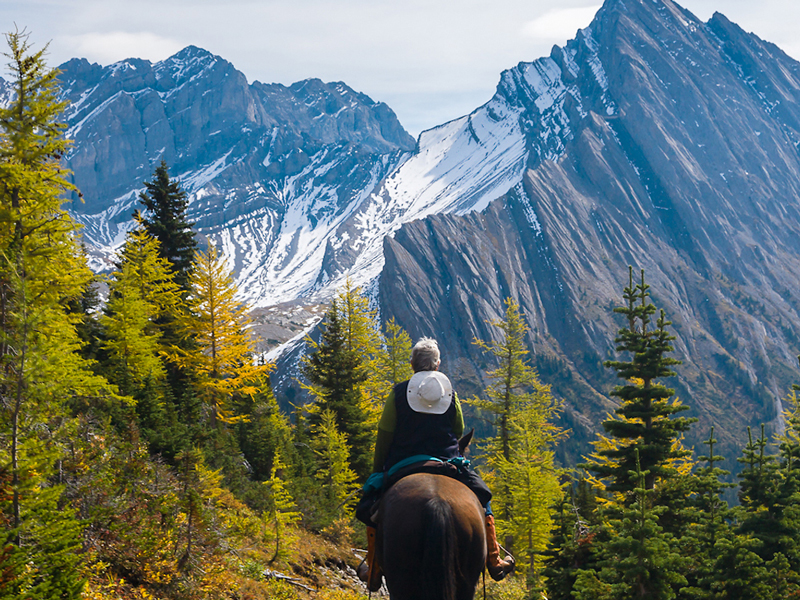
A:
[378, 0, 800, 460]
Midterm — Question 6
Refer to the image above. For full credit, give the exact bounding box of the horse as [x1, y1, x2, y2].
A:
[375, 432, 486, 600]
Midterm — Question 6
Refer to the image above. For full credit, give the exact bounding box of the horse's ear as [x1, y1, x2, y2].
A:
[458, 428, 474, 455]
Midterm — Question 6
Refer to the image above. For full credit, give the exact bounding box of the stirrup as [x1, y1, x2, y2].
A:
[487, 555, 515, 581]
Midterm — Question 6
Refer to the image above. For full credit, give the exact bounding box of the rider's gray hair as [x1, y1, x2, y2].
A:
[411, 337, 440, 372]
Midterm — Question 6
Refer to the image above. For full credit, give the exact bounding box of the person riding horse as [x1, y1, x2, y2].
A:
[357, 337, 515, 591]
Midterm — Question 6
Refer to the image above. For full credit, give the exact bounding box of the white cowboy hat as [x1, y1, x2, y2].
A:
[407, 371, 453, 415]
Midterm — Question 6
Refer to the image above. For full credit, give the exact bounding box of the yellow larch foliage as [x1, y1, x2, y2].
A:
[175, 242, 272, 425]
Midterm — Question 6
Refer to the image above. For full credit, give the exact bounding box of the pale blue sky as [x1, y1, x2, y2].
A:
[3, 0, 798, 136]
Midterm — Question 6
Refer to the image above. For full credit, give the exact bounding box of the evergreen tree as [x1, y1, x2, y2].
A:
[237, 375, 297, 482]
[676, 428, 736, 599]
[734, 392, 800, 590]
[138, 159, 197, 292]
[542, 479, 601, 600]
[585, 267, 696, 497]
[0, 30, 110, 599]
[573, 452, 687, 600]
[301, 298, 372, 479]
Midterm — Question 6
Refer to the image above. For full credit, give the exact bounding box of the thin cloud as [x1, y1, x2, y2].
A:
[522, 5, 601, 41]
[58, 31, 184, 65]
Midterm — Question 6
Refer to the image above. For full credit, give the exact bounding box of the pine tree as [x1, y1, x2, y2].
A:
[0, 30, 110, 599]
[301, 298, 372, 479]
[176, 243, 271, 427]
[586, 267, 696, 497]
[138, 159, 197, 292]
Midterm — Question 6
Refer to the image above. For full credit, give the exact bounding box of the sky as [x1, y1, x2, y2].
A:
[3, 0, 800, 137]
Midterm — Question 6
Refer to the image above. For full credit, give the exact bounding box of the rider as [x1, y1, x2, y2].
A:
[357, 337, 515, 590]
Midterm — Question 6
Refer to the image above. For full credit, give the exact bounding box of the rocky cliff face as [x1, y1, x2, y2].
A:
[378, 0, 800, 461]
[55, 46, 416, 304]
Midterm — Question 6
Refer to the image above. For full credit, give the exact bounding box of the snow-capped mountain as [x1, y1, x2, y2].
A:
[376, 0, 800, 460]
[45, 13, 624, 308]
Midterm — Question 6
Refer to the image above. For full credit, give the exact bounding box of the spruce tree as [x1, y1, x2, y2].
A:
[138, 159, 197, 292]
[573, 452, 687, 600]
[586, 267, 696, 497]
[542, 480, 600, 600]
[677, 428, 735, 598]
[301, 299, 372, 479]
[237, 376, 297, 482]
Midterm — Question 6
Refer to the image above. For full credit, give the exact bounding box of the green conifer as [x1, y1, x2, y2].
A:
[587, 267, 696, 496]
[301, 299, 372, 479]
[138, 160, 197, 292]
[573, 452, 687, 600]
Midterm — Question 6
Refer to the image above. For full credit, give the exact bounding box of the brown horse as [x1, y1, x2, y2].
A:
[376, 472, 486, 600]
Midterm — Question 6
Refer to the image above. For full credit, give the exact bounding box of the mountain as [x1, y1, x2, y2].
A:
[51, 46, 416, 303]
[4, 0, 800, 461]
[378, 0, 800, 460]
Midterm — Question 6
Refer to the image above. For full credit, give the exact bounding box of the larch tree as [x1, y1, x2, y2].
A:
[470, 298, 560, 524]
[262, 449, 301, 563]
[311, 409, 359, 528]
[0, 30, 110, 599]
[471, 298, 544, 462]
[176, 243, 271, 427]
[378, 316, 413, 388]
[102, 225, 181, 395]
[497, 394, 566, 579]
[469, 297, 566, 581]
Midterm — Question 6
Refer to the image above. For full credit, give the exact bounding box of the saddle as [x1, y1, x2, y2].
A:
[356, 455, 471, 527]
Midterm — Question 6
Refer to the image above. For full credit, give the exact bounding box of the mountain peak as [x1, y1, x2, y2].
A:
[154, 45, 227, 87]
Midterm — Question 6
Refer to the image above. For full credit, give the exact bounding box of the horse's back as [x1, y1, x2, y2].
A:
[379, 473, 486, 600]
